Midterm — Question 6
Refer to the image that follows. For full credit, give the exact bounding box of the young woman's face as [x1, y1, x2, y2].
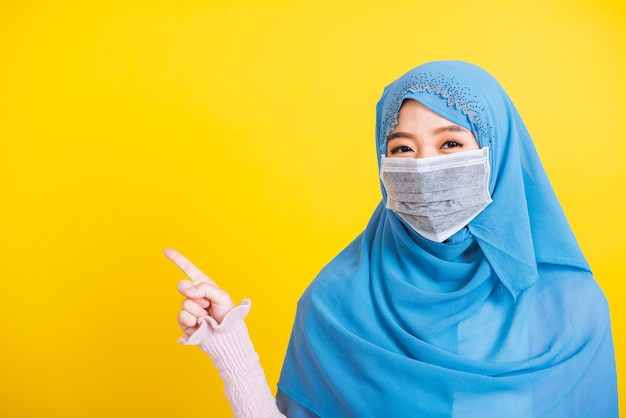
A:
[386, 100, 479, 158]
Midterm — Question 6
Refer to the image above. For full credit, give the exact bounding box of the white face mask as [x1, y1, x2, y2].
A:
[380, 147, 492, 242]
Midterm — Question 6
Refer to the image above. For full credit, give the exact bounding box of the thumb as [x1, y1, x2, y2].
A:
[188, 282, 235, 323]
[177, 280, 208, 301]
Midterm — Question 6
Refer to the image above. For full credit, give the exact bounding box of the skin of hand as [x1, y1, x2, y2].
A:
[164, 248, 235, 336]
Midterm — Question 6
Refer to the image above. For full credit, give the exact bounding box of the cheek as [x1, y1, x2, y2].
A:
[467, 134, 480, 149]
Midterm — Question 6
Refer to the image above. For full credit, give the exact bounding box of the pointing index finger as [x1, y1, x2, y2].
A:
[164, 248, 217, 286]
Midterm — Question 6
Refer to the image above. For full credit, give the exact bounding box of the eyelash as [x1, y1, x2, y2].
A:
[441, 141, 461, 149]
[389, 145, 414, 154]
[389, 141, 463, 154]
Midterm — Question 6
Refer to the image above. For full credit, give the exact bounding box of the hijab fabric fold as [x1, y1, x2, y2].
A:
[276, 61, 617, 417]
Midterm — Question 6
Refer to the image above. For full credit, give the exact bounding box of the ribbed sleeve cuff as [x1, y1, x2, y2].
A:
[178, 300, 254, 365]
[177, 299, 285, 417]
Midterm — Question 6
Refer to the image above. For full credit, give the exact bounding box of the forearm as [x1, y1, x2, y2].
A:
[180, 300, 285, 418]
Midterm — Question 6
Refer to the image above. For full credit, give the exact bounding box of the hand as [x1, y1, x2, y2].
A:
[164, 248, 235, 336]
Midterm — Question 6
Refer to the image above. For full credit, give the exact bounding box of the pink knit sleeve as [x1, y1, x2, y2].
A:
[179, 299, 285, 418]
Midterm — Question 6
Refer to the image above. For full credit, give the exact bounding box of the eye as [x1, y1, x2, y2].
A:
[389, 145, 414, 155]
[441, 140, 462, 149]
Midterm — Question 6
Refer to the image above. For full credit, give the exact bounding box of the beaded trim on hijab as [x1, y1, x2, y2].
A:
[379, 72, 494, 154]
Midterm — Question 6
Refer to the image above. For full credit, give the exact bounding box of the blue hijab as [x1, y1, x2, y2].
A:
[276, 61, 617, 417]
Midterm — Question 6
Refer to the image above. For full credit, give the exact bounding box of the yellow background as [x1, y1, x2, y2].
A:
[1, 1, 624, 416]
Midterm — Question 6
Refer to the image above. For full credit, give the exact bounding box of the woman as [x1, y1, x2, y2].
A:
[167, 61, 618, 417]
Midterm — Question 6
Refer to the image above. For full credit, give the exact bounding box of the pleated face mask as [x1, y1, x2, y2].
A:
[380, 147, 492, 242]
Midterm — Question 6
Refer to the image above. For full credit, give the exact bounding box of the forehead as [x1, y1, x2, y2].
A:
[393, 99, 467, 129]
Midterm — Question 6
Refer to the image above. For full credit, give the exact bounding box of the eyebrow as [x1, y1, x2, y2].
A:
[387, 124, 470, 141]
[433, 124, 470, 135]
